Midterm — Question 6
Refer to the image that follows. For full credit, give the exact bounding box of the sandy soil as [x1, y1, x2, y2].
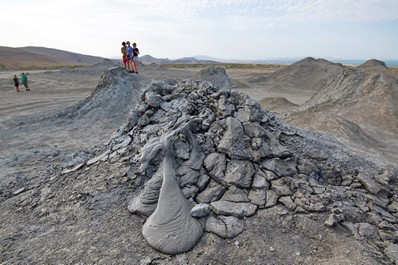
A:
[0, 70, 98, 125]
[1, 64, 396, 264]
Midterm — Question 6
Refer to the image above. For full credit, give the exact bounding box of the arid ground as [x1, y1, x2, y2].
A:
[1, 60, 397, 264]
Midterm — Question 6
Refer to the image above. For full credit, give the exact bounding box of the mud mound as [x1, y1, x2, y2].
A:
[42, 79, 395, 263]
[194, 66, 235, 89]
[358, 59, 388, 70]
[291, 66, 398, 135]
[260, 97, 299, 113]
[249, 57, 345, 92]
[282, 62, 398, 162]
[56, 67, 149, 124]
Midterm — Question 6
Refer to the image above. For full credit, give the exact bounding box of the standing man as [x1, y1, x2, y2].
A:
[21, 73, 30, 91]
[126, 41, 134, 73]
[13, 75, 20, 92]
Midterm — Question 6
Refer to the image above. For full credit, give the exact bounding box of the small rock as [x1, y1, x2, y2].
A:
[196, 180, 226, 203]
[234, 240, 240, 248]
[251, 170, 270, 189]
[191, 203, 211, 217]
[265, 190, 279, 208]
[269, 246, 275, 252]
[205, 215, 245, 239]
[222, 186, 250, 203]
[279, 196, 296, 211]
[224, 160, 255, 188]
[248, 188, 267, 208]
[87, 150, 111, 166]
[324, 213, 344, 227]
[358, 223, 378, 239]
[385, 243, 398, 264]
[378, 221, 396, 230]
[13, 187, 26, 196]
[210, 200, 257, 218]
[271, 178, 292, 196]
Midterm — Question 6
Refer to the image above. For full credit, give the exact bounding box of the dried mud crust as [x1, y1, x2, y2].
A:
[1, 64, 397, 264]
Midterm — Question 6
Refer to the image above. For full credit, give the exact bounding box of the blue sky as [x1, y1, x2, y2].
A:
[1, 0, 397, 60]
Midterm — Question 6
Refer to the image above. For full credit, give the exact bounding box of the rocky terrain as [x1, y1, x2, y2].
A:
[1, 60, 398, 264]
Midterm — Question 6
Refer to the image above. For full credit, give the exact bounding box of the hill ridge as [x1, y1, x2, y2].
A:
[0, 46, 105, 69]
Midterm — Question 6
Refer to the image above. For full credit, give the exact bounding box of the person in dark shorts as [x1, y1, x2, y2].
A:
[21, 73, 30, 91]
[126, 41, 134, 73]
[13, 75, 20, 92]
[132, 42, 140, 74]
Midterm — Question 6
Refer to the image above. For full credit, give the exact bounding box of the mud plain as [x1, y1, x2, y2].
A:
[1, 62, 397, 264]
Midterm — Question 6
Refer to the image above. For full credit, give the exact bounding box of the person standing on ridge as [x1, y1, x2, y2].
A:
[121, 42, 128, 69]
[21, 73, 30, 91]
[132, 42, 140, 74]
[126, 41, 134, 73]
[13, 75, 20, 92]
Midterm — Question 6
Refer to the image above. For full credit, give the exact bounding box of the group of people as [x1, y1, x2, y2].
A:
[13, 73, 30, 92]
[121, 41, 140, 73]
[11, 43, 140, 92]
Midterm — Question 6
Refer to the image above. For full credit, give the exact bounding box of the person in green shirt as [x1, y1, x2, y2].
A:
[21, 73, 30, 91]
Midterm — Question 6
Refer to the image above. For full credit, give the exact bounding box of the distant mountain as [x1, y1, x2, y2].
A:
[140, 55, 218, 65]
[20, 47, 105, 65]
[0, 46, 105, 70]
[195, 55, 398, 66]
[193, 55, 300, 64]
[173, 57, 217, 64]
[139, 55, 171, 64]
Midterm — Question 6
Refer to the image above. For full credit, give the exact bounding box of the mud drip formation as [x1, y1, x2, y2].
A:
[89, 79, 398, 260]
[138, 121, 203, 254]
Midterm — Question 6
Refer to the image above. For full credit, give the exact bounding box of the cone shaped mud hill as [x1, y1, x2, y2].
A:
[250, 57, 345, 92]
[358, 59, 388, 70]
[56, 67, 150, 127]
[194, 66, 236, 89]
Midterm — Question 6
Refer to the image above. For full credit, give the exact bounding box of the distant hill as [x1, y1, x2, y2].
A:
[0, 46, 105, 70]
[140, 55, 171, 64]
[140, 55, 218, 65]
[173, 57, 217, 64]
[20, 47, 105, 65]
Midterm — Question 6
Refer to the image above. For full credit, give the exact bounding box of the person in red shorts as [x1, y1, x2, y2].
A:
[121, 42, 128, 69]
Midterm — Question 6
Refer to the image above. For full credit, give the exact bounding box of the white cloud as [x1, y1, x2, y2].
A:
[276, 0, 398, 22]
[105, 0, 398, 22]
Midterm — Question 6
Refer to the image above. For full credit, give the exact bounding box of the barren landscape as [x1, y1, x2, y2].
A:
[1, 56, 398, 264]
